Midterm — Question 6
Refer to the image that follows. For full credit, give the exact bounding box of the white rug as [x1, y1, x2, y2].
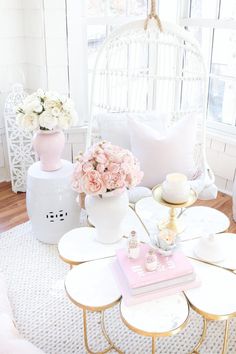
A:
[0, 222, 236, 354]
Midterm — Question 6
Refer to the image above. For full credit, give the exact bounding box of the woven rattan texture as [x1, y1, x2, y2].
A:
[0, 222, 235, 354]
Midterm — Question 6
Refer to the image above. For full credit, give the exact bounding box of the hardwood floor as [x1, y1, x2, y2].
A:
[0, 182, 28, 233]
[0, 181, 235, 233]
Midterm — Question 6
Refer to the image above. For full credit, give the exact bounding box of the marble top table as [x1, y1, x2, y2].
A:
[58, 206, 150, 266]
[61, 197, 234, 354]
[65, 258, 121, 311]
[180, 233, 236, 272]
[185, 259, 236, 320]
[135, 198, 230, 241]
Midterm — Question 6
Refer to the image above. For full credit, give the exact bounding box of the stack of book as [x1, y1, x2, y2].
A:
[112, 243, 200, 305]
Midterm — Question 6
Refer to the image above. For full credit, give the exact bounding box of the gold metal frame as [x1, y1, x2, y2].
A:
[187, 255, 236, 274]
[120, 300, 190, 354]
[58, 253, 82, 267]
[152, 184, 197, 234]
[65, 280, 123, 353]
[191, 317, 208, 354]
[189, 303, 232, 354]
[82, 309, 124, 354]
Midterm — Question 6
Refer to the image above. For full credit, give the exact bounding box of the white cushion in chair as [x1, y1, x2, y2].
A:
[96, 112, 167, 149]
[129, 116, 197, 188]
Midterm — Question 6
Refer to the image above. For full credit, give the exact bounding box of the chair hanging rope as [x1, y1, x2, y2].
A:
[144, 0, 163, 31]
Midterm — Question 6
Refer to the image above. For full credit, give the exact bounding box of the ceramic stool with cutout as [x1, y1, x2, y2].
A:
[26, 160, 80, 244]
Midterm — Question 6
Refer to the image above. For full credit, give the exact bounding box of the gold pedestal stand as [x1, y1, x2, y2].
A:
[152, 185, 197, 235]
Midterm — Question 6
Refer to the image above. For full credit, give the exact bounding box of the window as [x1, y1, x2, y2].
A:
[180, 0, 236, 135]
[69, 0, 181, 125]
[69, 0, 236, 135]
[86, 0, 149, 109]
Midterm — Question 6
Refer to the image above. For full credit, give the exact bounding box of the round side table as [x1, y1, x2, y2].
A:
[27, 159, 80, 244]
[65, 258, 122, 353]
[185, 259, 236, 354]
[135, 198, 230, 241]
[58, 227, 127, 266]
[120, 293, 189, 354]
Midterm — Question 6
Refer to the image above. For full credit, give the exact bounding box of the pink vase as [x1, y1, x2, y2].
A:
[32, 130, 65, 171]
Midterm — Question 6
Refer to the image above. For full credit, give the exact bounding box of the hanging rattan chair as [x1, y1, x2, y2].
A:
[86, 2, 216, 200]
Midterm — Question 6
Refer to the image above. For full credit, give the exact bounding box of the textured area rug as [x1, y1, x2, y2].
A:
[0, 222, 236, 354]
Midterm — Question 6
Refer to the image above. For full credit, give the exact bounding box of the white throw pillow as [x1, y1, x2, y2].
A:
[96, 112, 166, 149]
[129, 116, 197, 188]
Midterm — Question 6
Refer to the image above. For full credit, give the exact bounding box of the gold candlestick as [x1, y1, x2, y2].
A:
[152, 184, 197, 234]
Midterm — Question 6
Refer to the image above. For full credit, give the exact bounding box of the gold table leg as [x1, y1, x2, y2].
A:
[191, 317, 208, 354]
[83, 309, 123, 354]
[222, 320, 229, 354]
[152, 337, 156, 354]
[100, 311, 123, 354]
[191, 318, 230, 354]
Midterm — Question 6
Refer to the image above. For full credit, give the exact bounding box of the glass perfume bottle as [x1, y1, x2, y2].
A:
[145, 248, 158, 271]
[127, 230, 140, 259]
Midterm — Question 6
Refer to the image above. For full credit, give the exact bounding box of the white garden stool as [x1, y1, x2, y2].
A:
[26, 159, 80, 244]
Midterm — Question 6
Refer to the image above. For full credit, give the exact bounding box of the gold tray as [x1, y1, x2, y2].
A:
[152, 184, 197, 208]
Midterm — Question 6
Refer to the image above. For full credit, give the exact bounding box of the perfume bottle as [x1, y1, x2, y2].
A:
[145, 248, 158, 271]
[127, 230, 140, 259]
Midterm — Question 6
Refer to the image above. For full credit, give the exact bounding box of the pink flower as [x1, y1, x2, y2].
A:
[71, 175, 83, 193]
[121, 162, 131, 174]
[82, 162, 94, 173]
[96, 153, 107, 164]
[107, 163, 120, 173]
[109, 153, 123, 164]
[97, 163, 106, 173]
[82, 170, 106, 195]
[72, 140, 143, 195]
[103, 171, 126, 190]
[126, 170, 144, 188]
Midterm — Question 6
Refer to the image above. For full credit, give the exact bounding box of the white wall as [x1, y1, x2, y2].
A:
[23, 0, 47, 93]
[0, 0, 47, 181]
[0, 0, 25, 180]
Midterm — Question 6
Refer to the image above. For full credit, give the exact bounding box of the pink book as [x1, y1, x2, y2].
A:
[116, 243, 194, 289]
[112, 260, 201, 306]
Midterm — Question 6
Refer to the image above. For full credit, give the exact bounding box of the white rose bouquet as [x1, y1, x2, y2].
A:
[16, 89, 78, 131]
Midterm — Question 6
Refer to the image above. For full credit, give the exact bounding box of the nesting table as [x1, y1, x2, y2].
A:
[58, 200, 236, 354]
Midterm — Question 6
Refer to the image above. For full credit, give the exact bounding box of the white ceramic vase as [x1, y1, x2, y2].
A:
[85, 190, 129, 244]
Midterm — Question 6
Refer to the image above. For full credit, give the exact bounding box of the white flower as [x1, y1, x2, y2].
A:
[36, 88, 45, 98]
[17, 113, 39, 131]
[22, 98, 43, 114]
[58, 113, 72, 130]
[58, 109, 77, 129]
[16, 90, 77, 132]
[44, 98, 61, 111]
[51, 107, 61, 117]
[33, 102, 43, 114]
[39, 111, 58, 130]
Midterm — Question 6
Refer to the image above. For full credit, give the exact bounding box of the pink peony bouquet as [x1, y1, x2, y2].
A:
[72, 141, 143, 196]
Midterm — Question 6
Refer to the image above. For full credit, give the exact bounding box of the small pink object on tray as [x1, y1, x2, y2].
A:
[113, 243, 200, 306]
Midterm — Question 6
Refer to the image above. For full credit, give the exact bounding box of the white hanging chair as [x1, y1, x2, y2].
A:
[86, 8, 216, 200]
